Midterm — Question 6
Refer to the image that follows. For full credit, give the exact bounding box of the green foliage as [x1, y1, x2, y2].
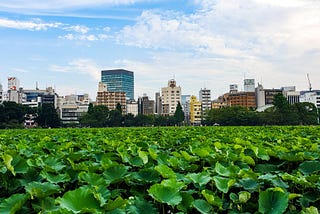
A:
[37, 103, 61, 128]
[259, 188, 289, 214]
[174, 102, 185, 125]
[0, 126, 320, 213]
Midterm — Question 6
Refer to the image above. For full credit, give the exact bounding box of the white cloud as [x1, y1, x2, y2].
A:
[50, 59, 101, 80]
[58, 33, 108, 41]
[0, 0, 147, 11]
[64, 25, 90, 34]
[0, 18, 61, 30]
[118, 0, 320, 59]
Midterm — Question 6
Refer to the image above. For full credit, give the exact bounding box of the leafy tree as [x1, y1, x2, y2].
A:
[116, 103, 123, 114]
[293, 102, 318, 125]
[272, 94, 299, 125]
[37, 103, 61, 128]
[0, 101, 33, 128]
[80, 105, 109, 127]
[108, 109, 123, 127]
[174, 102, 185, 125]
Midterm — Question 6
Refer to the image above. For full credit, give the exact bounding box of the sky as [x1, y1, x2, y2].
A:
[0, 0, 320, 100]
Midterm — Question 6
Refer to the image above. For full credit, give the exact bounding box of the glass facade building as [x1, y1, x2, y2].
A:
[101, 69, 134, 100]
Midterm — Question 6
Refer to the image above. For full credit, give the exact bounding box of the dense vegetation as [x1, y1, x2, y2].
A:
[0, 126, 319, 213]
[205, 94, 319, 126]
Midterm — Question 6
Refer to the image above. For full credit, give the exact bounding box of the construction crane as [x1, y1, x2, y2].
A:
[307, 73, 312, 91]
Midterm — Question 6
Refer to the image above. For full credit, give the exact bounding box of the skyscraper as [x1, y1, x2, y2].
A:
[161, 79, 181, 115]
[199, 88, 211, 115]
[101, 69, 134, 100]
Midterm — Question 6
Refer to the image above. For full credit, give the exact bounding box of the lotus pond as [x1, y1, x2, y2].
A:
[0, 126, 319, 213]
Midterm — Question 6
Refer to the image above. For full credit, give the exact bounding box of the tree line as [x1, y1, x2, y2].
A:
[204, 94, 319, 126]
[0, 94, 318, 128]
[79, 102, 185, 127]
[0, 102, 60, 129]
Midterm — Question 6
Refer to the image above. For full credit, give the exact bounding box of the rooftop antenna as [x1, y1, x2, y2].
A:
[307, 73, 312, 91]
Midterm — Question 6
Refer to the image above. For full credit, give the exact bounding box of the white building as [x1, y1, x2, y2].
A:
[230, 84, 238, 93]
[126, 100, 138, 116]
[8, 77, 20, 91]
[244, 79, 255, 92]
[161, 79, 181, 115]
[300, 91, 320, 109]
[58, 94, 90, 124]
[199, 88, 211, 115]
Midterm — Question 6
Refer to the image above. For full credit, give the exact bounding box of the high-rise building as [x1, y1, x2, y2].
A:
[138, 95, 155, 115]
[7, 77, 22, 103]
[0, 83, 3, 102]
[181, 95, 191, 123]
[8, 77, 20, 91]
[161, 79, 181, 115]
[96, 82, 126, 112]
[101, 69, 134, 100]
[244, 79, 255, 92]
[190, 95, 202, 125]
[155, 92, 162, 115]
[199, 88, 211, 116]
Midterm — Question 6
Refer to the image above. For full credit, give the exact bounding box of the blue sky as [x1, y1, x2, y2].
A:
[1, 0, 320, 100]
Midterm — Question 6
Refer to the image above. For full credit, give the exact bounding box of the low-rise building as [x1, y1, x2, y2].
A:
[58, 94, 90, 124]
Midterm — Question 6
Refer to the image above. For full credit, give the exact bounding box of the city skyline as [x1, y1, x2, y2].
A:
[1, 0, 320, 100]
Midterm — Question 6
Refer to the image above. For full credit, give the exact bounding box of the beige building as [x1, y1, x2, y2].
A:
[96, 82, 126, 112]
[190, 95, 202, 125]
[161, 79, 181, 115]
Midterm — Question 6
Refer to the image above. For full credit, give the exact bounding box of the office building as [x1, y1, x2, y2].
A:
[0, 83, 3, 102]
[7, 77, 22, 103]
[101, 69, 134, 100]
[181, 95, 191, 123]
[199, 88, 211, 116]
[22, 87, 59, 108]
[255, 84, 283, 108]
[161, 79, 181, 115]
[58, 94, 90, 124]
[138, 95, 155, 115]
[190, 95, 202, 125]
[126, 100, 138, 116]
[300, 91, 320, 109]
[155, 92, 162, 115]
[8, 77, 20, 91]
[282, 87, 300, 105]
[96, 82, 126, 112]
[244, 79, 255, 92]
[229, 84, 238, 94]
[226, 92, 256, 108]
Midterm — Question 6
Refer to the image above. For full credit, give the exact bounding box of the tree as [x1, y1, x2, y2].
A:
[37, 103, 61, 128]
[293, 102, 318, 125]
[272, 94, 299, 125]
[80, 105, 109, 127]
[174, 102, 185, 125]
[108, 109, 123, 127]
[0, 101, 29, 128]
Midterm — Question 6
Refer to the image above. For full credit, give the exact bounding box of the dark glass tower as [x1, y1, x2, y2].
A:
[101, 69, 134, 100]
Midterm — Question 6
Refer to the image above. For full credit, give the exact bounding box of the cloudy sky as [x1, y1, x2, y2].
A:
[1, 0, 319, 100]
